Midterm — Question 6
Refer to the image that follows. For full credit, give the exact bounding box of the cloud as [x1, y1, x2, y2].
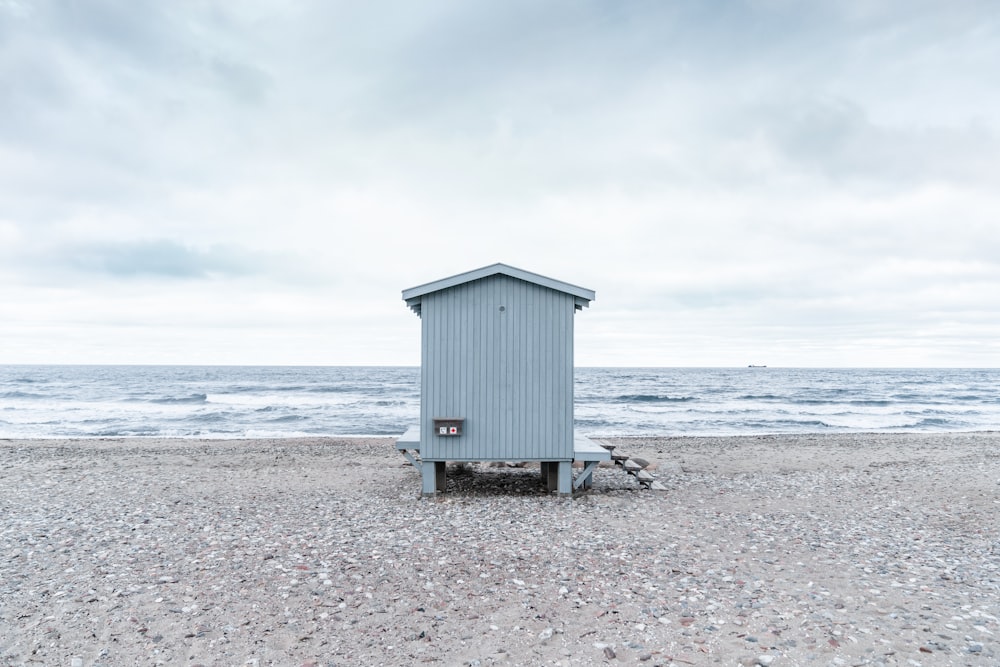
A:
[751, 96, 999, 186]
[1, 1, 999, 365]
[0, 230, 328, 286]
[66, 239, 258, 279]
[208, 57, 272, 104]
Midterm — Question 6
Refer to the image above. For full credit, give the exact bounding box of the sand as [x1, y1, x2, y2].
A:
[1, 433, 998, 666]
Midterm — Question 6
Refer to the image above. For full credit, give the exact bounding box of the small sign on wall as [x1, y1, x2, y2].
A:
[433, 418, 464, 436]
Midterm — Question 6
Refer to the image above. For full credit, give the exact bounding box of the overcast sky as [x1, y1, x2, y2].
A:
[2, 0, 999, 367]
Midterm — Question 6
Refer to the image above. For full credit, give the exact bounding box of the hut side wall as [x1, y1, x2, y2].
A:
[419, 274, 575, 461]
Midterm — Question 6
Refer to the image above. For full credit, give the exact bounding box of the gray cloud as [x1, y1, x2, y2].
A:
[1, 0, 999, 365]
[753, 96, 999, 186]
[208, 57, 272, 104]
[66, 240, 258, 279]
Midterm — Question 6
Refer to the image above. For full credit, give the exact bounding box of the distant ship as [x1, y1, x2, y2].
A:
[748, 364, 767, 368]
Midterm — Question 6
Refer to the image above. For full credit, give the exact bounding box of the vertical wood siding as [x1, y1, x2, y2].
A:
[420, 274, 575, 461]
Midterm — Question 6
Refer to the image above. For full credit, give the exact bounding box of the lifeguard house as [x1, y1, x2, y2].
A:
[396, 263, 608, 495]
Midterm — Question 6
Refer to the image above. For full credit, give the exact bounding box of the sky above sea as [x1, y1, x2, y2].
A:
[1, 2, 998, 367]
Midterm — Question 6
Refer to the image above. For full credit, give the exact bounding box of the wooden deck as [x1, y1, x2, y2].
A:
[394, 426, 611, 495]
[570, 432, 609, 491]
[396, 425, 420, 450]
[395, 425, 421, 469]
[572, 433, 611, 462]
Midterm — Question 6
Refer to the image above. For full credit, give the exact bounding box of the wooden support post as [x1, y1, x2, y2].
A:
[557, 461, 572, 496]
[422, 460, 447, 496]
[436, 461, 447, 492]
[573, 461, 599, 490]
[545, 462, 558, 492]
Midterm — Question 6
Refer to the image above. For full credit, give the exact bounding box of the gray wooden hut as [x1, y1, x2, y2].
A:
[396, 263, 608, 495]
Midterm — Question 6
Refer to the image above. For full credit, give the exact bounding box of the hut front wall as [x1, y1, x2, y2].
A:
[420, 274, 575, 461]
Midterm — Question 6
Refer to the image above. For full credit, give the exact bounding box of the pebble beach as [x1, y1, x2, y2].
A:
[1, 433, 998, 666]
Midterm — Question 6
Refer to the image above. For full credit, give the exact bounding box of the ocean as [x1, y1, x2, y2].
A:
[1, 365, 998, 439]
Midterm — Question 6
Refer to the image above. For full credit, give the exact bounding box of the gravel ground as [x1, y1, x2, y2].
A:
[1, 433, 998, 667]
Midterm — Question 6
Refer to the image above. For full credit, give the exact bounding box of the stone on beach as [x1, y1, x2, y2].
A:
[1, 433, 998, 666]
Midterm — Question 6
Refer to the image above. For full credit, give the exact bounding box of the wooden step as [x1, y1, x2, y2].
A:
[624, 459, 645, 473]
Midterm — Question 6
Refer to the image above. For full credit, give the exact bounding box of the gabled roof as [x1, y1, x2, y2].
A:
[402, 263, 595, 316]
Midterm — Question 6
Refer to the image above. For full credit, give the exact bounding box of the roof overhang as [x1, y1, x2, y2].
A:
[402, 263, 595, 316]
